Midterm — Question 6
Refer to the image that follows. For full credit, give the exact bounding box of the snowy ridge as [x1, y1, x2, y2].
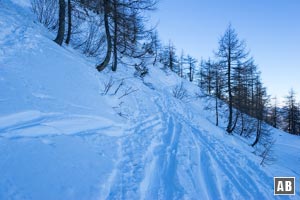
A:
[0, 0, 299, 199]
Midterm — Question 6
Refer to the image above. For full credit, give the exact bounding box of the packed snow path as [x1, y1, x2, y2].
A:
[100, 93, 275, 200]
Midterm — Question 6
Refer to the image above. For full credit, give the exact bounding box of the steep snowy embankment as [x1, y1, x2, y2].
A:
[0, 1, 299, 199]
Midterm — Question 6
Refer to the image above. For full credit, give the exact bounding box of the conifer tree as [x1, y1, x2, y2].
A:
[215, 24, 248, 134]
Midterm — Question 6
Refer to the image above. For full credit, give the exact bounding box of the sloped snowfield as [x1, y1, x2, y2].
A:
[0, 0, 299, 199]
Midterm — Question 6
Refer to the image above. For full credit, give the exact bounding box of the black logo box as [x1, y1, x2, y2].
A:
[274, 177, 295, 195]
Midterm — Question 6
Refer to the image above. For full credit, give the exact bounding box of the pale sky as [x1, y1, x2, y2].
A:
[152, 0, 300, 103]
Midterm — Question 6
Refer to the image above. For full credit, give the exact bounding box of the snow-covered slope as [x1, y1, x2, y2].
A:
[0, 1, 299, 199]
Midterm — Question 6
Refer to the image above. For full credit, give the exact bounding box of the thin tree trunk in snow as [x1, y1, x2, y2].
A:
[65, 0, 72, 45]
[54, 0, 66, 46]
[96, 0, 112, 72]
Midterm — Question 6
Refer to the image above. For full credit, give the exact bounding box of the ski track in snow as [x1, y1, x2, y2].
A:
[189, 126, 271, 200]
[98, 92, 279, 199]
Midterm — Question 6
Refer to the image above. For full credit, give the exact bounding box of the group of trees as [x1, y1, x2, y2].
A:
[157, 42, 199, 83]
[159, 24, 299, 144]
[31, 0, 200, 82]
[200, 26, 300, 137]
[283, 89, 300, 135]
[32, 0, 157, 72]
[267, 90, 300, 135]
[94, 0, 157, 72]
[199, 25, 271, 147]
[31, 0, 299, 142]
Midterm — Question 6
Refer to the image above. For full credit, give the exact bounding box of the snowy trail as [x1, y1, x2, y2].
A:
[189, 126, 272, 199]
[100, 91, 277, 199]
[158, 116, 183, 199]
[105, 116, 162, 199]
[168, 100, 274, 199]
[103, 93, 185, 199]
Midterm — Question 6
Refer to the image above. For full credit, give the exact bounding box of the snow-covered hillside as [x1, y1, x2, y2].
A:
[0, 0, 299, 199]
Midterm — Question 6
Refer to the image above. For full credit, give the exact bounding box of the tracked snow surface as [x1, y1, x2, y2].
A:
[0, 0, 299, 199]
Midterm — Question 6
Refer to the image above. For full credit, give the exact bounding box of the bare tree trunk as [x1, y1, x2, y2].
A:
[231, 111, 239, 133]
[189, 63, 192, 82]
[215, 95, 219, 126]
[169, 53, 173, 71]
[153, 46, 158, 66]
[240, 113, 244, 136]
[112, 0, 118, 72]
[54, 0, 66, 45]
[96, 0, 112, 72]
[227, 53, 233, 133]
[252, 119, 261, 147]
[65, 0, 72, 45]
